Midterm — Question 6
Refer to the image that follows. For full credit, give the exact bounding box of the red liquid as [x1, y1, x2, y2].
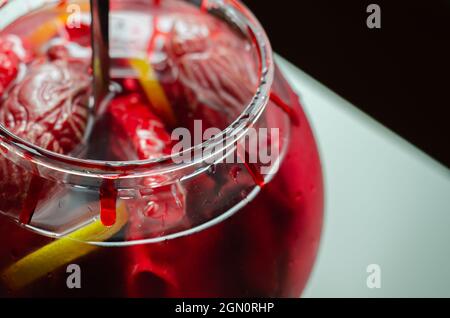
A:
[19, 175, 44, 225]
[0, 1, 323, 297]
[0, 96, 322, 297]
[100, 180, 118, 227]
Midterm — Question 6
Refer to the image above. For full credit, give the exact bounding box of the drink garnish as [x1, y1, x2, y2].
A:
[2, 203, 128, 291]
[129, 58, 177, 127]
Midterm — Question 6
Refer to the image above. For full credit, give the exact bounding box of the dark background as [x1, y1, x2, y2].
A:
[242, 0, 450, 167]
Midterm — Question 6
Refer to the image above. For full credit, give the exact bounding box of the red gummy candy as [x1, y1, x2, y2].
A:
[164, 16, 258, 129]
[1, 58, 90, 153]
[0, 57, 90, 221]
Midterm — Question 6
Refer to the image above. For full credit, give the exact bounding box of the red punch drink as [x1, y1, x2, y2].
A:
[0, 0, 323, 297]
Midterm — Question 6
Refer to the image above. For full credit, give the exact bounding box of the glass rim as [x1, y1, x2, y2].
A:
[0, 0, 275, 180]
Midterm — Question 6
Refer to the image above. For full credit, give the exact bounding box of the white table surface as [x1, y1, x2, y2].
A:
[276, 56, 450, 298]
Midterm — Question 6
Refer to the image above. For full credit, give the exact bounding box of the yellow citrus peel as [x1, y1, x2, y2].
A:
[27, 13, 67, 47]
[129, 58, 176, 126]
[28, 2, 90, 47]
[1, 203, 128, 291]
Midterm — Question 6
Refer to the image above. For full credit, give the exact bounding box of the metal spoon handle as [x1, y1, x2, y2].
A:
[90, 0, 110, 113]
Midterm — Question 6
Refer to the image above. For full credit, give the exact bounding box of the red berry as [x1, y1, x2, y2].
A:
[0, 59, 90, 153]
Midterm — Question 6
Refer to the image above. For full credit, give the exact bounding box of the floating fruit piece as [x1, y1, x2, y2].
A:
[105, 93, 186, 231]
[100, 93, 187, 293]
[107, 93, 173, 160]
[27, 14, 67, 48]
[129, 58, 176, 127]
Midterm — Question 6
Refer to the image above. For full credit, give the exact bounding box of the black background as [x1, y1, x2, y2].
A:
[242, 0, 450, 167]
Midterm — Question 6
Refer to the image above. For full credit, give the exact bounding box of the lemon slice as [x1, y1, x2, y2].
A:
[2, 203, 128, 291]
[28, 2, 90, 47]
[129, 58, 176, 126]
[28, 13, 67, 47]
